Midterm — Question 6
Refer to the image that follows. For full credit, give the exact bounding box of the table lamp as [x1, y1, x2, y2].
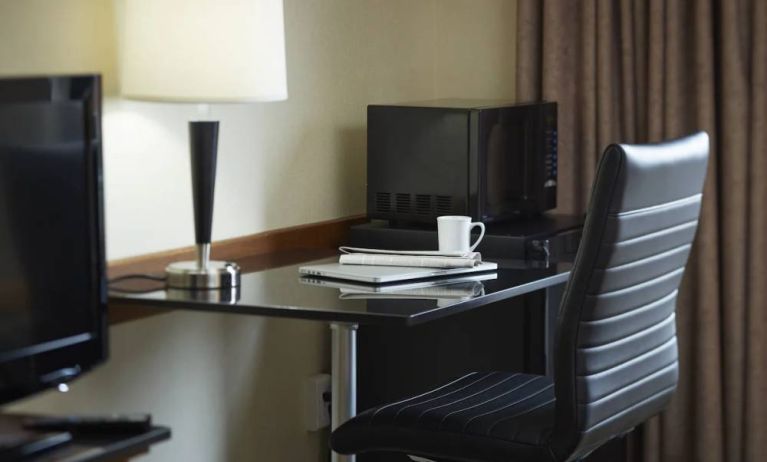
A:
[120, 0, 288, 290]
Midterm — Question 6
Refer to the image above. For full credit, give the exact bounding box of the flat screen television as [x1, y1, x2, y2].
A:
[0, 75, 107, 405]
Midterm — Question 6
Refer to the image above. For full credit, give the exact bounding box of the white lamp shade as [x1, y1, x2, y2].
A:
[121, 0, 288, 102]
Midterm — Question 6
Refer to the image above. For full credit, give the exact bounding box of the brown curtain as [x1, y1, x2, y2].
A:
[515, 1, 767, 461]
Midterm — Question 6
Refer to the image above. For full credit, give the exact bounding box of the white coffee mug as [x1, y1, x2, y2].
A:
[437, 216, 486, 252]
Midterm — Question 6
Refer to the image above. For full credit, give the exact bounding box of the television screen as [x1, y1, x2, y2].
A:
[0, 75, 107, 405]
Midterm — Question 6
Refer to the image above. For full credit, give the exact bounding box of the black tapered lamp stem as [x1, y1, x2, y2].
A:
[164, 120, 240, 290]
[189, 121, 218, 269]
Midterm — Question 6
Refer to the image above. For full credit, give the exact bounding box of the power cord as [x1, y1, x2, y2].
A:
[108, 273, 166, 293]
[109, 273, 166, 284]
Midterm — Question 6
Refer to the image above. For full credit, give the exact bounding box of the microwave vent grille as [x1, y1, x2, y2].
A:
[396, 193, 411, 213]
[373, 193, 455, 217]
[415, 195, 431, 215]
[375, 192, 391, 213]
[436, 195, 452, 215]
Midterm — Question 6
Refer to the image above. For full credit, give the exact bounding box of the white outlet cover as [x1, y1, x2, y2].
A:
[304, 373, 331, 432]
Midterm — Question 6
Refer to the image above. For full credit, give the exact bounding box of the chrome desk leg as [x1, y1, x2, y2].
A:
[331, 322, 358, 462]
[545, 282, 565, 377]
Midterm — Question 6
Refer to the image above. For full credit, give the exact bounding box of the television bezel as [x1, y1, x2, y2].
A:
[0, 74, 108, 406]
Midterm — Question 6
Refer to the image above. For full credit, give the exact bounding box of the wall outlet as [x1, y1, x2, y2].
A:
[304, 373, 331, 431]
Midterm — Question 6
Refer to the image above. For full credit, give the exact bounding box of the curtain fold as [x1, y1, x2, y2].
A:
[516, 1, 767, 461]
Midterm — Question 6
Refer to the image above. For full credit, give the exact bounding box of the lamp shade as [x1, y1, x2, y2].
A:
[121, 0, 287, 102]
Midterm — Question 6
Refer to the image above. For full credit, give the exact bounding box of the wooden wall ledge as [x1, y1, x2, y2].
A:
[108, 214, 366, 325]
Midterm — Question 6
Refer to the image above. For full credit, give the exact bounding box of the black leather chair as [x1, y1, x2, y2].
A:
[331, 132, 710, 462]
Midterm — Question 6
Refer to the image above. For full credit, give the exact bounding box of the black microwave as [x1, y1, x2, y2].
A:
[367, 100, 557, 224]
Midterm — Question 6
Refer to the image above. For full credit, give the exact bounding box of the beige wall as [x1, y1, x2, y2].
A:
[0, 0, 516, 460]
[435, 0, 517, 100]
[0, 0, 118, 93]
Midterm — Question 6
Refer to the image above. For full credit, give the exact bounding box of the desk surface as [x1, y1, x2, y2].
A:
[110, 254, 571, 326]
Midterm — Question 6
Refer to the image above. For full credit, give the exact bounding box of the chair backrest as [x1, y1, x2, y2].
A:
[550, 132, 709, 460]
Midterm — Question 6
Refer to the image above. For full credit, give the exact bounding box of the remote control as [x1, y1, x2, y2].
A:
[0, 431, 72, 460]
[23, 414, 151, 434]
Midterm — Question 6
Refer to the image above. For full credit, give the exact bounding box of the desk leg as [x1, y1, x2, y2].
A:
[544, 282, 565, 377]
[331, 322, 358, 462]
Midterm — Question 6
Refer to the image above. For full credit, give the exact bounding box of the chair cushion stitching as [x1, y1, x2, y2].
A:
[430, 375, 539, 430]
[491, 397, 556, 439]
[388, 372, 499, 422]
[577, 360, 678, 406]
[456, 378, 553, 433]
[370, 372, 485, 422]
[500, 398, 557, 444]
[608, 193, 701, 217]
[577, 312, 675, 351]
[578, 335, 678, 377]
[576, 336, 676, 380]
[582, 290, 677, 323]
[485, 393, 556, 436]
[411, 373, 524, 423]
[581, 384, 676, 433]
[578, 301, 676, 348]
[598, 243, 691, 271]
[587, 267, 684, 297]
[611, 219, 698, 245]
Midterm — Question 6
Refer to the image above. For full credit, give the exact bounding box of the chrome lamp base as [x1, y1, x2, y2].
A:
[165, 260, 241, 289]
[165, 243, 241, 290]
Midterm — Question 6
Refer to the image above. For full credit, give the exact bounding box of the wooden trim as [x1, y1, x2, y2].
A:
[109, 214, 366, 275]
[108, 214, 366, 325]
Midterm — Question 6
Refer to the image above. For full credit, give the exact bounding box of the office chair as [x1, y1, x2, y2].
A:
[330, 132, 710, 462]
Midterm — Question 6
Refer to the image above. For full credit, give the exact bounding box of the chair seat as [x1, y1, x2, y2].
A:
[331, 372, 558, 462]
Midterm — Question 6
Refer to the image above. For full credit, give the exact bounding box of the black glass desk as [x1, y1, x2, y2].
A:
[110, 255, 572, 462]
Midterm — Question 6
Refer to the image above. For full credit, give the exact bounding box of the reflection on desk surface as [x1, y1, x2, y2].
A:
[341, 281, 483, 298]
[110, 256, 572, 325]
[299, 271, 495, 292]
[300, 272, 494, 305]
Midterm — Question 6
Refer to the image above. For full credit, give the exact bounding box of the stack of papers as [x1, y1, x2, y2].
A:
[338, 246, 483, 269]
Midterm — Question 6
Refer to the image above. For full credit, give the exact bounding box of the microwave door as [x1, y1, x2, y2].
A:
[483, 112, 529, 219]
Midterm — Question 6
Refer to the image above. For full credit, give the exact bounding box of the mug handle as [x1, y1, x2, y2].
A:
[469, 222, 486, 251]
